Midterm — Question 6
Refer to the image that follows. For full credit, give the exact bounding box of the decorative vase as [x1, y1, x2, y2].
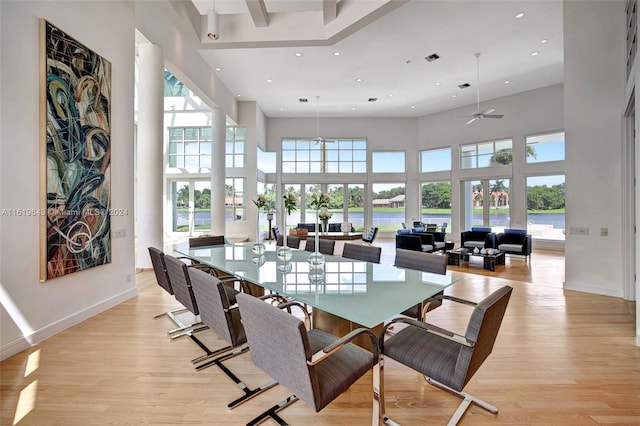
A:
[308, 209, 325, 268]
[321, 220, 329, 234]
[252, 210, 265, 256]
[277, 211, 292, 268]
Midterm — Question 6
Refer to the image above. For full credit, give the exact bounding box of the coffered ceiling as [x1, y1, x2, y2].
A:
[185, 0, 564, 118]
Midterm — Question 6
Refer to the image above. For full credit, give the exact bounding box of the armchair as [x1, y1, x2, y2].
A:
[496, 228, 532, 260]
[396, 229, 435, 252]
[236, 292, 380, 425]
[362, 226, 379, 245]
[460, 227, 496, 249]
[379, 286, 513, 425]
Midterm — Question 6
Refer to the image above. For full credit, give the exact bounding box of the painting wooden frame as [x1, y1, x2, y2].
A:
[39, 20, 112, 281]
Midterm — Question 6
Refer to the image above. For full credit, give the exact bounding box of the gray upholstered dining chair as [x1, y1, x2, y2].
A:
[393, 249, 447, 320]
[342, 242, 382, 263]
[163, 255, 238, 360]
[186, 235, 242, 288]
[236, 292, 381, 425]
[304, 237, 336, 255]
[378, 286, 513, 426]
[148, 246, 193, 333]
[286, 234, 301, 249]
[187, 267, 278, 408]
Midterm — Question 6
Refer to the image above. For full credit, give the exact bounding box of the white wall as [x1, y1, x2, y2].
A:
[564, 0, 626, 298]
[0, 1, 137, 360]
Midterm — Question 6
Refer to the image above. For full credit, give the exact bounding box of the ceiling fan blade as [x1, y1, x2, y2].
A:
[482, 114, 504, 119]
[480, 108, 495, 115]
[465, 116, 480, 125]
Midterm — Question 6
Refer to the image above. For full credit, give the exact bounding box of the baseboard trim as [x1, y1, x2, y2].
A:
[0, 287, 138, 361]
[563, 282, 622, 298]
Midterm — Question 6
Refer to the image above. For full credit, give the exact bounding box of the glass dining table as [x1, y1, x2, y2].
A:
[172, 242, 459, 344]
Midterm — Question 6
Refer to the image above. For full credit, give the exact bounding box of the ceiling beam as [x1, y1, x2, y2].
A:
[323, 0, 337, 24]
[246, 0, 269, 27]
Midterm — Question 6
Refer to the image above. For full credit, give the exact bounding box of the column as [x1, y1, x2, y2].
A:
[210, 108, 226, 235]
[136, 43, 164, 269]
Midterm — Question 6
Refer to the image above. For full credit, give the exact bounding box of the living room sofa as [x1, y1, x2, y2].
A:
[460, 227, 497, 249]
[496, 228, 532, 260]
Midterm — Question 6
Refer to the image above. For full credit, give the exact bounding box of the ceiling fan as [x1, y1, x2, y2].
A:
[312, 96, 335, 144]
[465, 53, 504, 125]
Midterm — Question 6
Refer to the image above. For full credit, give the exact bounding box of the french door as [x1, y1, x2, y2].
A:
[461, 179, 510, 231]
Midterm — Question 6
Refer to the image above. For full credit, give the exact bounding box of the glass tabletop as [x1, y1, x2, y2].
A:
[172, 242, 459, 328]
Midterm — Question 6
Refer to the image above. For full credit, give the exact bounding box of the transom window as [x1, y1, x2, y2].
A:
[421, 148, 451, 172]
[168, 127, 211, 168]
[226, 127, 246, 168]
[372, 152, 405, 173]
[460, 139, 512, 169]
[282, 139, 366, 173]
[526, 132, 565, 163]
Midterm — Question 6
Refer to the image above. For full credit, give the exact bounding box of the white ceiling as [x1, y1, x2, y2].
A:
[191, 0, 564, 118]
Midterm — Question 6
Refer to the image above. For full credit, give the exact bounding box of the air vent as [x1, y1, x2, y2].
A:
[425, 53, 440, 62]
[299, 98, 308, 103]
[368, 98, 378, 102]
[458, 83, 471, 89]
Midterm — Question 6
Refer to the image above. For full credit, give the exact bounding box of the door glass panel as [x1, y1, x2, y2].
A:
[171, 180, 190, 232]
[372, 183, 405, 231]
[194, 180, 211, 232]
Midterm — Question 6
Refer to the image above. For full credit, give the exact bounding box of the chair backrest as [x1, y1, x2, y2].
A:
[148, 247, 173, 295]
[188, 267, 245, 347]
[236, 293, 319, 410]
[413, 221, 423, 228]
[394, 249, 447, 275]
[461, 286, 513, 387]
[342, 243, 381, 263]
[286, 235, 300, 249]
[395, 234, 423, 252]
[164, 255, 199, 315]
[425, 224, 438, 232]
[189, 235, 225, 247]
[440, 222, 448, 233]
[362, 227, 378, 244]
[304, 238, 336, 255]
[272, 227, 281, 240]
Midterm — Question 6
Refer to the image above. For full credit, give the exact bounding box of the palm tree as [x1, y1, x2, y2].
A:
[489, 146, 537, 166]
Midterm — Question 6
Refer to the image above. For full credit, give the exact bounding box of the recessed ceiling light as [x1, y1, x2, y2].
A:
[352, 107, 356, 110]
[504, 80, 511, 84]
[387, 94, 393, 98]
[280, 107, 284, 110]
[295, 52, 303, 57]
[435, 82, 441, 86]
[355, 77, 363, 83]
[236, 94, 242, 97]
[333, 51, 341, 56]
[266, 79, 273, 83]
[531, 51, 539, 56]
[541, 39, 549, 44]
[515, 12, 525, 19]
[215, 67, 221, 71]
[410, 105, 416, 109]
[451, 94, 457, 98]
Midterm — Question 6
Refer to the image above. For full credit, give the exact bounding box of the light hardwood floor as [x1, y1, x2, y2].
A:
[1, 242, 638, 425]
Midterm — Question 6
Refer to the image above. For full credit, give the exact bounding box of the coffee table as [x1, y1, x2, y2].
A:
[447, 248, 505, 272]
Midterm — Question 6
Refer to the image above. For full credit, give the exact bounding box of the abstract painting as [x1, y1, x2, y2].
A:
[40, 20, 112, 280]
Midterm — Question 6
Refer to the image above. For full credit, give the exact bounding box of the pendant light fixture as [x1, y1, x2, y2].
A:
[207, 0, 219, 40]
